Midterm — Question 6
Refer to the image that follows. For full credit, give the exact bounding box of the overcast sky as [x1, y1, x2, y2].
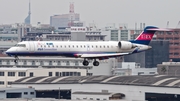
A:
[0, 0, 180, 28]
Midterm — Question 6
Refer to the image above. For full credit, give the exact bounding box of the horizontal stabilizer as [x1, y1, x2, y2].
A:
[147, 28, 172, 31]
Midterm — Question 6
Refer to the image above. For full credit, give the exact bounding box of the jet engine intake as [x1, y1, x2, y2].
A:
[118, 41, 137, 50]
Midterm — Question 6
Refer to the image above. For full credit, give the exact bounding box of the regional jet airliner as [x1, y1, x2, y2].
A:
[5, 26, 169, 66]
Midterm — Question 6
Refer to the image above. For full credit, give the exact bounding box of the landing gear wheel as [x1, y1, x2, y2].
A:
[83, 60, 89, 66]
[14, 59, 18, 63]
[93, 61, 99, 66]
[14, 55, 18, 63]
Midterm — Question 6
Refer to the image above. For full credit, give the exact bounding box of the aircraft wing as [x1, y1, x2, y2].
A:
[75, 53, 130, 59]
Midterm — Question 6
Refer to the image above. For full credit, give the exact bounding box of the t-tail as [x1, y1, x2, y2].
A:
[130, 26, 158, 45]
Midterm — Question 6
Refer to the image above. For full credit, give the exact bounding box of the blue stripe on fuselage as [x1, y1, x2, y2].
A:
[6, 51, 116, 57]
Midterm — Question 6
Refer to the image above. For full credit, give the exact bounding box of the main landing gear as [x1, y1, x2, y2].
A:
[93, 59, 99, 66]
[14, 55, 19, 63]
[82, 59, 99, 66]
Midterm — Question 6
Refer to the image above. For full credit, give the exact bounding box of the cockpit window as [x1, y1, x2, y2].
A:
[15, 44, 26, 47]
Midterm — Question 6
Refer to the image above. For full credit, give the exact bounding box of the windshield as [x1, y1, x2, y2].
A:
[15, 44, 26, 47]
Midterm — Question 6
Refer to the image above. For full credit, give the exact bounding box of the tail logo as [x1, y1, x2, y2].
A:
[137, 33, 153, 40]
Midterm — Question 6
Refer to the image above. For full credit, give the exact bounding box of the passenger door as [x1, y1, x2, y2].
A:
[28, 42, 35, 52]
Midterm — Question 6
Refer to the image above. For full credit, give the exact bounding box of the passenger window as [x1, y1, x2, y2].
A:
[84, 45, 86, 48]
[104, 46, 105, 48]
[77, 45, 78, 48]
[96, 46, 98, 48]
[44, 45, 46, 47]
[56, 45, 58, 48]
[69, 45, 70, 48]
[107, 46, 109, 48]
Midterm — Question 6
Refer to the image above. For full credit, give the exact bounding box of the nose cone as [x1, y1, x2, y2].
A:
[5, 48, 15, 56]
[5, 49, 11, 55]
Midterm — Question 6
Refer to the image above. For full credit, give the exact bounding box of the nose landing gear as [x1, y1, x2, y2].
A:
[14, 56, 19, 63]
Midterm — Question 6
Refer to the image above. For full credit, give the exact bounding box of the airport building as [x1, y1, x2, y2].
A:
[157, 62, 180, 76]
[0, 67, 87, 88]
[0, 57, 92, 69]
[0, 56, 157, 76]
[10, 75, 180, 101]
[0, 56, 158, 88]
[0, 87, 35, 99]
[113, 62, 157, 76]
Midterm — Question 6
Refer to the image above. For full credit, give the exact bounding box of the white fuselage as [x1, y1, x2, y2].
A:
[5, 41, 151, 58]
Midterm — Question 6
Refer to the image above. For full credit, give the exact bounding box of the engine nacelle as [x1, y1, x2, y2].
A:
[118, 41, 137, 50]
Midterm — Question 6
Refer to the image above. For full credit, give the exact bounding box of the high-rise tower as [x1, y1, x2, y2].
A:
[50, 2, 82, 29]
[69, 2, 74, 13]
[68, 2, 75, 27]
[24, 0, 31, 25]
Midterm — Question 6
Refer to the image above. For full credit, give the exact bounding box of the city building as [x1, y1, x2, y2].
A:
[22, 26, 106, 41]
[50, 2, 82, 29]
[124, 40, 169, 68]
[0, 23, 32, 54]
[157, 62, 180, 76]
[24, 0, 31, 25]
[101, 24, 131, 41]
[70, 27, 106, 41]
[71, 21, 84, 27]
[70, 27, 86, 41]
[155, 29, 180, 62]
[130, 29, 143, 40]
[23, 23, 55, 41]
[11, 75, 180, 101]
[0, 24, 20, 53]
